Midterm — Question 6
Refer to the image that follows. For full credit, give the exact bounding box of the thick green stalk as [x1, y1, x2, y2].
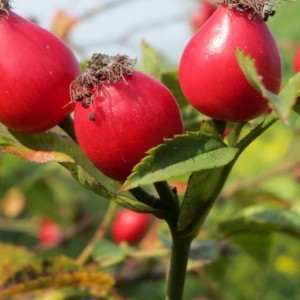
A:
[152, 181, 191, 300]
[166, 236, 192, 300]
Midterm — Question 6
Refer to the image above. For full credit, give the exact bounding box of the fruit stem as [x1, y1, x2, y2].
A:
[129, 187, 163, 209]
[58, 115, 78, 142]
[212, 119, 227, 136]
[153, 181, 179, 231]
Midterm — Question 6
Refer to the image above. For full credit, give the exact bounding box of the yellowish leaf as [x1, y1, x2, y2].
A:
[0, 256, 114, 299]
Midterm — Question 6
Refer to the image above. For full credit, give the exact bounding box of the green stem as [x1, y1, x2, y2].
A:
[167, 236, 192, 300]
[228, 122, 246, 146]
[154, 181, 179, 230]
[236, 116, 277, 151]
[130, 186, 163, 209]
[154, 182, 178, 211]
[58, 115, 77, 142]
[152, 181, 192, 300]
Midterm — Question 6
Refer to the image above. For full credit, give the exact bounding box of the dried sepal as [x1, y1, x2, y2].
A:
[0, 0, 10, 16]
[69, 53, 137, 118]
[215, 0, 281, 21]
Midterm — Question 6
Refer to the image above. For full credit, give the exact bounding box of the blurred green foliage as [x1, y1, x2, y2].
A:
[0, 0, 300, 299]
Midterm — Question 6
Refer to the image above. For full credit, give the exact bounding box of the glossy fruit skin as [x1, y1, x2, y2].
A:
[294, 47, 300, 73]
[179, 5, 282, 122]
[0, 11, 80, 133]
[112, 209, 151, 244]
[74, 71, 183, 182]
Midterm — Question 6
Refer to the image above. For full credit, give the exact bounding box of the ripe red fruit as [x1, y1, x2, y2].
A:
[71, 54, 183, 182]
[179, 3, 282, 122]
[190, 0, 217, 31]
[112, 209, 151, 244]
[38, 218, 62, 247]
[0, 3, 80, 133]
[294, 47, 300, 73]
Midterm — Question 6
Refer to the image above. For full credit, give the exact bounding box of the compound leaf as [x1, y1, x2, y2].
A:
[121, 132, 238, 191]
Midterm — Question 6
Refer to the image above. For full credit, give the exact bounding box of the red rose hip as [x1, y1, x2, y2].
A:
[294, 47, 300, 73]
[179, 1, 282, 122]
[0, 1, 80, 133]
[112, 209, 151, 244]
[38, 218, 62, 247]
[71, 54, 183, 182]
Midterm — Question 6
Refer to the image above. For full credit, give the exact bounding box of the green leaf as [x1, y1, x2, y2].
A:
[200, 120, 223, 138]
[2, 145, 74, 164]
[93, 239, 123, 260]
[112, 194, 162, 214]
[230, 233, 273, 265]
[236, 48, 295, 121]
[0, 125, 119, 199]
[161, 70, 187, 109]
[121, 132, 238, 191]
[0, 127, 73, 163]
[0, 256, 114, 299]
[178, 163, 234, 238]
[139, 40, 161, 79]
[189, 239, 220, 261]
[236, 115, 277, 151]
[93, 239, 126, 267]
[292, 73, 300, 115]
[161, 70, 202, 130]
[219, 206, 300, 239]
[279, 72, 300, 115]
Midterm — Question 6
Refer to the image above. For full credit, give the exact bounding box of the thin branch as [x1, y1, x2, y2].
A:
[76, 201, 117, 265]
[77, 0, 134, 22]
[0, 218, 37, 236]
[222, 159, 299, 198]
